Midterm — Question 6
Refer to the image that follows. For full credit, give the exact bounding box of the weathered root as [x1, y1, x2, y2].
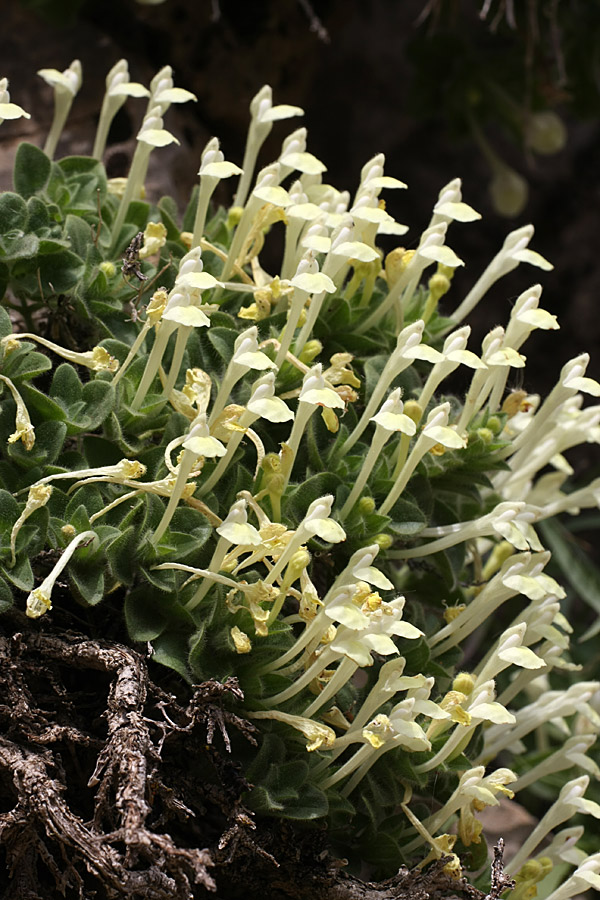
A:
[0, 629, 215, 899]
[0, 624, 504, 900]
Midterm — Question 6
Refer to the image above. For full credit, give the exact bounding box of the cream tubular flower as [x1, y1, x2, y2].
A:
[322, 701, 432, 796]
[201, 373, 293, 496]
[151, 413, 226, 545]
[358, 222, 463, 335]
[282, 364, 344, 488]
[278, 127, 327, 181]
[344, 319, 441, 452]
[139, 221, 167, 259]
[26, 530, 96, 618]
[379, 402, 467, 516]
[452, 224, 553, 323]
[132, 250, 216, 408]
[542, 826, 587, 867]
[263, 545, 393, 676]
[506, 777, 600, 876]
[265, 495, 345, 590]
[355, 153, 407, 202]
[192, 137, 243, 246]
[92, 59, 149, 159]
[394, 500, 542, 560]
[430, 551, 559, 657]
[4, 335, 118, 374]
[10, 484, 52, 567]
[323, 544, 393, 601]
[294, 217, 380, 353]
[0, 78, 31, 124]
[340, 388, 416, 519]
[483, 682, 600, 762]
[209, 326, 276, 425]
[112, 288, 168, 388]
[268, 589, 419, 711]
[233, 84, 303, 209]
[186, 498, 263, 611]
[109, 104, 180, 256]
[146, 64, 197, 114]
[0, 374, 35, 451]
[512, 734, 600, 792]
[474, 623, 545, 685]
[417, 325, 486, 411]
[404, 766, 516, 853]
[542, 853, 600, 900]
[161, 254, 218, 398]
[38, 59, 82, 159]
[428, 177, 481, 230]
[275, 252, 335, 369]
[280, 184, 323, 279]
[504, 354, 600, 464]
[416, 680, 515, 774]
[487, 284, 559, 411]
[248, 709, 335, 753]
[456, 325, 525, 431]
[25, 459, 146, 494]
[223, 162, 292, 281]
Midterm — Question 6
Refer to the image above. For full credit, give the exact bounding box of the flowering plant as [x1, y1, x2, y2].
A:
[0, 61, 599, 900]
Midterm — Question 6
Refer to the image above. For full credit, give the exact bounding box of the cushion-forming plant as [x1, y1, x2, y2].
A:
[0, 61, 599, 900]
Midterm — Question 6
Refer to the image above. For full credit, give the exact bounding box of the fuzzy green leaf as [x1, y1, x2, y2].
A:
[106, 525, 138, 585]
[13, 143, 52, 198]
[0, 578, 13, 613]
[124, 585, 169, 641]
[69, 565, 105, 606]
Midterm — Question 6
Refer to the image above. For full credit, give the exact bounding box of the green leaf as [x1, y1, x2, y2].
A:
[124, 585, 169, 641]
[207, 327, 236, 364]
[65, 213, 92, 257]
[7, 420, 67, 470]
[69, 565, 104, 606]
[26, 196, 50, 231]
[13, 143, 52, 198]
[286, 473, 343, 525]
[2, 348, 52, 381]
[182, 184, 199, 233]
[125, 200, 150, 229]
[279, 782, 328, 820]
[106, 525, 138, 585]
[151, 631, 192, 680]
[0, 306, 12, 340]
[139, 564, 177, 593]
[245, 784, 286, 814]
[0, 578, 13, 613]
[359, 827, 401, 871]
[540, 518, 600, 640]
[11, 249, 84, 296]
[158, 197, 181, 240]
[2, 555, 33, 591]
[387, 497, 427, 536]
[0, 192, 28, 232]
[66, 503, 92, 533]
[0, 490, 19, 545]
[50, 363, 82, 405]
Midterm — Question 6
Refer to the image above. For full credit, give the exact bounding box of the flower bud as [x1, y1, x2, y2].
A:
[526, 111, 567, 155]
[358, 496, 376, 515]
[452, 672, 475, 696]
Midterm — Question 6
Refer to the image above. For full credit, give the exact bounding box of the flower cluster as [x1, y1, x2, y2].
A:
[1, 60, 599, 890]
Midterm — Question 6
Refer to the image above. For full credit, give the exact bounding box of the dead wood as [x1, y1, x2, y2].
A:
[0, 624, 500, 900]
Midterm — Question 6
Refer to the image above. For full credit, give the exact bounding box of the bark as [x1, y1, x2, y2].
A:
[0, 623, 496, 900]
